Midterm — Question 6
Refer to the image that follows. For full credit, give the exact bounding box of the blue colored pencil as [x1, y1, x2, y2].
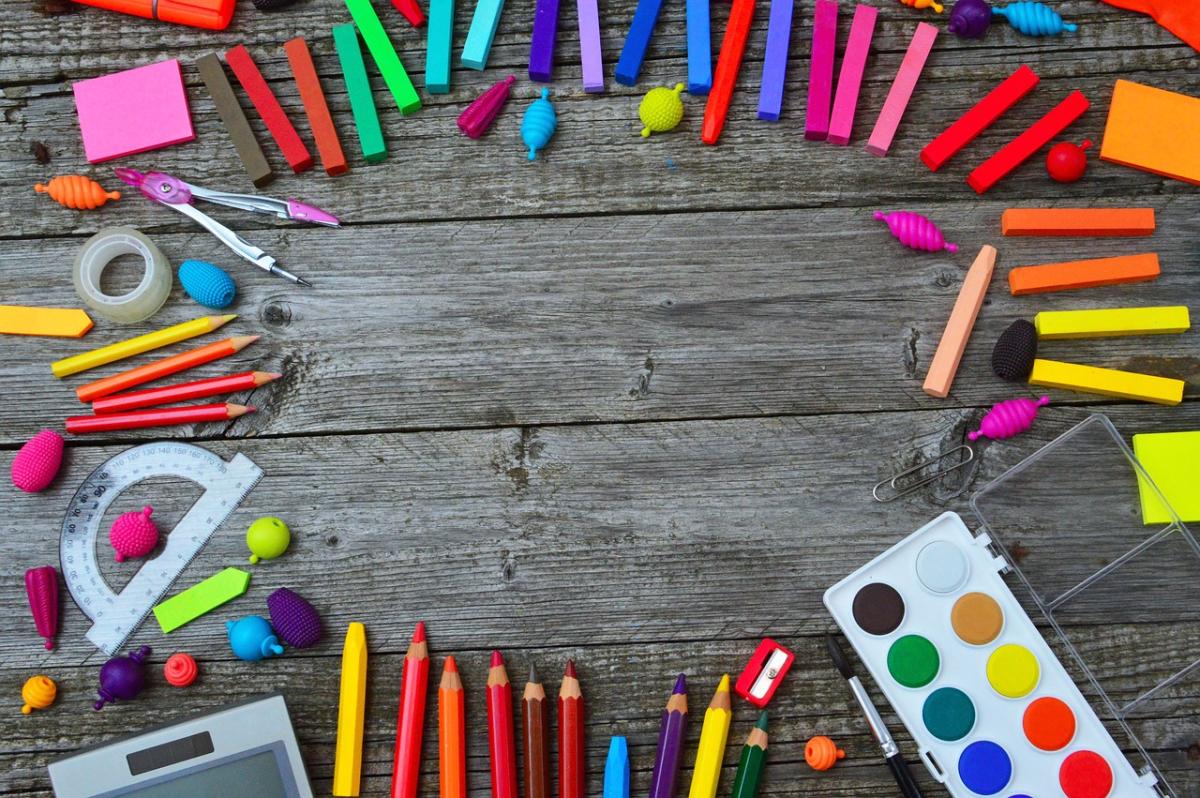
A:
[603, 737, 630, 798]
[614, 0, 665, 86]
[686, 0, 712, 94]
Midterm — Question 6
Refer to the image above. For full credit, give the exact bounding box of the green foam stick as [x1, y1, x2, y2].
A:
[333, 25, 388, 163]
[343, 0, 422, 115]
[153, 567, 251, 633]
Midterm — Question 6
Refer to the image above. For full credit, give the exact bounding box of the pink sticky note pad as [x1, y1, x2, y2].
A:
[73, 59, 195, 163]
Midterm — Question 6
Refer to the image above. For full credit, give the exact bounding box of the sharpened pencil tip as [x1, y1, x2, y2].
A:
[716, 673, 730, 691]
[565, 659, 577, 678]
[673, 673, 687, 693]
[412, 621, 426, 643]
[491, 650, 504, 667]
[755, 710, 769, 730]
[443, 655, 458, 673]
[528, 662, 539, 683]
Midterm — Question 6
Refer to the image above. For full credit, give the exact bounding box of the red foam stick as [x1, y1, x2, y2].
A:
[224, 44, 313, 174]
[284, 38, 348, 176]
[701, 0, 756, 145]
[391, 0, 426, 26]
[921, 65, 1039, 172]
[967, 91, 1089, 194]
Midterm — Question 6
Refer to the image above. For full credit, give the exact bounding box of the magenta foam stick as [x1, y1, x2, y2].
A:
[577, 0, 603, 91]
[528, 0, 560, 82]
[458, 76, 516, 138]
[804, 0, 838, 140]
[874, 211, 958, 252]
[866, 21, 938, 157]
[757, 0, 794, 121]
[25, 566, 59, 650]
[826, 3, 877, 144]
[969, 396, 1049, 441]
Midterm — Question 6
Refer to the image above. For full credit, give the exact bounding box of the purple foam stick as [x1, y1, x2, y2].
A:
[826, 4, 876, 144]
[578, 0, 604, 91]
[757, 0, 795, 121]
[529, 0, 560, 82]
[804, 0, 838, 140]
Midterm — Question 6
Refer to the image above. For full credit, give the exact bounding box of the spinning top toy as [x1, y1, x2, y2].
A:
[1046, 139, 1091, 183]
[521, 88, 558, 161]
[179, 259, 237, 309]
[968, 396, 1049, 441]
[21, 675, 57, 714]
[639, 84, 685, 137]
[873, 211, 958, 253]
[267, 588, 323, 648]
[164, 653, 199, 687]
[458, 76, 516, 139]
[948, 0, 992, 37]
[247, 516, 291, 563]
[805, 735, 845, 771]
[993, 2, 1076, 36]
[34, 175, 120, 210]
[899, 0, 943, 12]
[25, 566, 59, 650]
[95, 646, 151, 710]
[992, 319, 1038, 381]
[12, 429, 64, 493]
[227, 615, 284, 661]
[109, 506, 159, 562]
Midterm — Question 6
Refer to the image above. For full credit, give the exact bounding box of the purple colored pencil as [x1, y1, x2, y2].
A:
[804, 0, 838, 140]
[529, 0, 560, 82]
[757, 0, 795, 121]
[578, 0, 603, 92]
[647, 674, 688, 798]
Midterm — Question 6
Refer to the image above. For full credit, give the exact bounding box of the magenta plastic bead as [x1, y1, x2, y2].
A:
[968, 396, 1049, 441]
[458, 76, 516, 139]
[873, 211, 959, 253]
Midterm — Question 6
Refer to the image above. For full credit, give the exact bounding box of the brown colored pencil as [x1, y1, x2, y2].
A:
[558, 660, 584, 798]
[521, 664, 550, 798]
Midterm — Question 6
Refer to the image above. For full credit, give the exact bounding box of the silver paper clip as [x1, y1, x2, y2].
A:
[872, 444, 975, 502]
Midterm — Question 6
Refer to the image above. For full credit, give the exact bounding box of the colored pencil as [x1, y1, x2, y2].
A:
[75, 335, 259, 403]
[701, 0, 755, 145]
[522, 665, 551, 798]
[559, 660, 585, 798]
[52, 314, 236, 379]
[687, 675, 731, 798]
[440, 657, 468, 798]
[333, 622, 368, 797]
[487, 651, 519, 798]
[648, 674, 688, 798]
[92, 370, 278, 415]
[603, 737, 630, 798]
[391, 622, 430, 798]
[65, 403, 254, 434]
[728, 712, 768, 798]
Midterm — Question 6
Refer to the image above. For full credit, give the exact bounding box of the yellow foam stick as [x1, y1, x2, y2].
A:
[333, 622, 368, 797]
[1035, 307, 1190, 339]
[688, 674, 733, 798]
[50, 314, 235, 378]
[1029, 359, 1184, 406]
[0, 306, 93, 338]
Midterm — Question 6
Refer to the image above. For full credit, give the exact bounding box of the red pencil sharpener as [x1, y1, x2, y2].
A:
[734, 638, 794, 708]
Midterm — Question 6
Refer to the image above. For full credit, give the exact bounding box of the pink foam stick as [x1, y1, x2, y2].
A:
[923, 245, 996, 398]
[866, 22, 938, 157]
[25, 566, 59, 650]
[826, 4, 877, 145]
[804, 0, 838, 141]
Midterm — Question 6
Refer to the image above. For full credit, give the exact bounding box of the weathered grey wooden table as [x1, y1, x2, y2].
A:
[2, 0, 1199, 794]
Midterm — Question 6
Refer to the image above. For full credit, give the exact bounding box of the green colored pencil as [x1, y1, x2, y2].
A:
[729, 712, 768, 798]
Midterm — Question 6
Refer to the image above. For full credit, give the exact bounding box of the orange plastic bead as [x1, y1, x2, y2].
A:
[34, 175, 121, 210]
[805, 735, 846, 771]
[899, 0, 943, 11]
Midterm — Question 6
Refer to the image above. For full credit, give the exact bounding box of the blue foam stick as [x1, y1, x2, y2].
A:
[757, 0, 794, 120]
[426, 0, 454, 92]
[614, 0, 665, 86]
[686, 0, 712, 94]
[462, 0, 506, 69]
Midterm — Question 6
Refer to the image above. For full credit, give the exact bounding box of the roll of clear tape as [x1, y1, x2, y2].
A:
[73, 227, 172, 323]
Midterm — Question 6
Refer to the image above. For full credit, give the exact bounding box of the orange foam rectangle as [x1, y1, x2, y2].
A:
[1008, 253, 1160, 296]
[1100, 79, 1200, 185]
[1001, 208, 1156, 237]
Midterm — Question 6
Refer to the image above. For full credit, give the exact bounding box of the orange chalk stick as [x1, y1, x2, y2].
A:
[1001, 208, 1156, 237]
[1008, 253, 1160, 296]
[923, 244, 996, 398]
[284, 37, 348, 177]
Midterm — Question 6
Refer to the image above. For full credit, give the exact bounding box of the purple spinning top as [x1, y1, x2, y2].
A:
[949, 0, 992, 38]
[95, 645, 151, 710]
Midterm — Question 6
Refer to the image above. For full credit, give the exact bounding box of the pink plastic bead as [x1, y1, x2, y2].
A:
[873, 211, 958, 253]
[25, 566, 59, 650]
[458, 76, 516, 139]
[968, 395, 1049, 441]
[11, 429, 64, 493]
[109, 506, 159, 562]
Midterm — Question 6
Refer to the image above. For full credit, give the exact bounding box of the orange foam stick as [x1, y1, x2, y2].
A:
[1008, 253, 1160, 296]
[284, 38, 348, 177]
[923, 244, 996, 398]
[1001, 208, 1156, 237]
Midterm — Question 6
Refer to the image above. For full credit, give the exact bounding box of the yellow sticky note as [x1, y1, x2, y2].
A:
[1133, 431, 1200, 524]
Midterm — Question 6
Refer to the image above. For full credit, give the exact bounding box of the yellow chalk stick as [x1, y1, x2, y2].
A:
[688, 675, 732, 798]
[1035, 307, 1190, 339]
[1029, 359, 1184, 406]
[333, 622, 368, 797]
[0, 305, 93, 338]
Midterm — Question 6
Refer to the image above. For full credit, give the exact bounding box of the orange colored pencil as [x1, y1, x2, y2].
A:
[487, 651, 518, 798]
[439, 657, 467, 798]
[558, 660, 584, 798]
[391, 622, 430, 798]
[75, 335, 259, 403]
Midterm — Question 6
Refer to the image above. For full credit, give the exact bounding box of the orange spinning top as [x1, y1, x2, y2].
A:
[34, 176, 121, 210]
[804, 736, 845, 771]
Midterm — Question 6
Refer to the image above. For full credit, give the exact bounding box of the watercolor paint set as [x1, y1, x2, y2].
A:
[826, 415, 1196, 797]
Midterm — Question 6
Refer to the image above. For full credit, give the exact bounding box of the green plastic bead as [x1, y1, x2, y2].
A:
[246, 517, 291, 564]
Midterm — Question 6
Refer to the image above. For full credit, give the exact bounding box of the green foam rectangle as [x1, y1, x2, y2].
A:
[343, 0, 422, 115]
[333, 25, 388, 163]
[153, 567, 251, 633]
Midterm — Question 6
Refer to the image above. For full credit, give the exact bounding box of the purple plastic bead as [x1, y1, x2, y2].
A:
[95, 645, 151, 710]
[949, 0, 992, 38]
[267, 588, 323, 649]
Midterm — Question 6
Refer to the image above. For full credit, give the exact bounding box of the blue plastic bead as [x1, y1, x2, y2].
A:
[521, 88, 558, 161]
[179, 259, 237, 309]
[993, 2, 1076, 36]
[226, 615, 284, 661]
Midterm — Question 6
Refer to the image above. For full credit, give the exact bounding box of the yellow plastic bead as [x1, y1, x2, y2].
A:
[639, 84, 686, 138]
[21, 675, 57, 714]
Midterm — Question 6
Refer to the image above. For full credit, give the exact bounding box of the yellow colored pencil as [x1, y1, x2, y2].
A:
[334, 622, 368, 797]
[50, 314, 236, 378]
[687, 675, 732, 798]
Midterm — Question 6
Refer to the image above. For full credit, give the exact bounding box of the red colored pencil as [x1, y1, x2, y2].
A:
[701, 0, 756, 145]
[92, 371, 280, 415]
[65, 403, 254, 434]
[487, 650, 518, 798]
[391, 621, 430, 798]
[558, 660, 585, 798]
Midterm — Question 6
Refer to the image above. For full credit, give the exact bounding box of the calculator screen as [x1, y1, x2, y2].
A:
[113, 750, 289, 798]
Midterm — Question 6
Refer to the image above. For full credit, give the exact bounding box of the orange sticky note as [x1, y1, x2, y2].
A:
[1100, 79, 1200, 185]
[923, 245, 996, 398]
[0, 305, 93, 337]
